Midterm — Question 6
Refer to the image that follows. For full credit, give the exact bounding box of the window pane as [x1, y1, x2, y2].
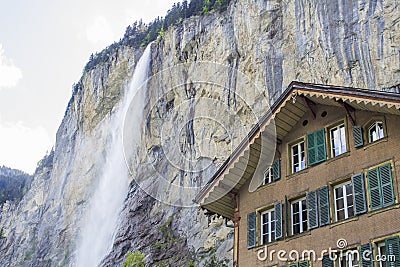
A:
[337, 210, 345, 221]
[346, 194, 353, 206]
[293, 224, 300, 235]
[348, 206, 354, 217]
[378, 243, 387, 267]
[331, 124, 347, 157]
[340, 125, 347, 153]
[300, 142, 305, 170]
[264, 168, 271, 184]
[377, 122, 384, 139]
[369, 122, 384, 142]
[293, 213, 300, 223]
[302, 199, 307, 210]
[336, 187, 344, 198]
[293, 145, 298, 155]
[293, 203, 299, 213]
[337, 198, 345, 210]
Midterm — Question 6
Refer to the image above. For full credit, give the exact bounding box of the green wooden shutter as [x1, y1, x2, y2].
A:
[247, 212, 256, 248]
[299, 261, 309, 267]
[285, 195, 289, 237]
[352, 173, 367, 215]
[385, 236, 400, 267]
[322, 255, 334, 267]
[353, 126, 364, 148]
[307, 128, 326, 166]
[272, 158, 281, 181]
[360, 243, 373, 267]
[289, 263, 299, 267]
[275, 201, 283, 239]
[307, 131, 316, 165]
[380, 164, 395, 207]
[318, 186, 330, 226]
[367, 167, 382, 210]
[315, 129, 327, 163]
[307, 190, 318, 229]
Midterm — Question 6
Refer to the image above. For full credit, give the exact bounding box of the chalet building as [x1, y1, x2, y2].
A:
[195, 82, 400, 267]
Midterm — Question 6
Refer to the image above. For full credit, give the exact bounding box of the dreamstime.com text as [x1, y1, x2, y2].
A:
[256, 238, 396, 263]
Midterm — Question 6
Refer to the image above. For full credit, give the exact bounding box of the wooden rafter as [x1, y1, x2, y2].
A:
[336, 99, 356, 125]
[300, 96, 317, 119]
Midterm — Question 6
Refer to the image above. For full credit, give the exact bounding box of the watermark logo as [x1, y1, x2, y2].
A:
[336, 238, 348, 249]
[256, 238, 396, 263]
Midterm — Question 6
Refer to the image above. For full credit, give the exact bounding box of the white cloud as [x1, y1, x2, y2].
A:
[86, 15, 115, 46]
[0, 44, 23, 89]
[0, 118, 52, 174]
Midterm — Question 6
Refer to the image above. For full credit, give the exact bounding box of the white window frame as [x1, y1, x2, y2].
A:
[291, 141, 305, 173]
[377, 242, 387, 267]
[260, 208, 275, 244]
[291, 197, 307, 235]
[334, 181, 354, 221]
[368, 121, 384, 143]
[330, 123, 347, 157]
[338, 250, 359, 267]
[263, 167, 273, 185]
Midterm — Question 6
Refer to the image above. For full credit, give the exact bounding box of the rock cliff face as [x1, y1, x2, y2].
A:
[1, 0, 399, 266]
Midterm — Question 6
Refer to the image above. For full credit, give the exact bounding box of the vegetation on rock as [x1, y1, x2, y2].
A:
[0, 166, 33, 206]
[122, 250, 146, 267]
[83, 0, 231, 72]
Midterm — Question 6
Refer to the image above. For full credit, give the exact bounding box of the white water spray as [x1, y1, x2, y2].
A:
[75, 44, 152, 267]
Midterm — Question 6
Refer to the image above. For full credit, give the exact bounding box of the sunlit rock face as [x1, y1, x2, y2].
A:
[1, 0, 399, 266]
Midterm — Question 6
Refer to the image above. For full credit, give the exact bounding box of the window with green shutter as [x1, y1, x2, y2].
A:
[380, 164, 395, 207]
[322, 255, 334, 267]
[318, 186, 330, 226]
[263, 158, 281, 185]
[306, 190, 318, 229]
[275, 201, 283, 239]
[352, 173, 367, 215]
[367, 163, 395, 210]
[385, 236, 400, 267]
[289, 261, 309, 267]
[247, 212, 256, 249]
[298, 261, 309, 267]
[359, 243, 373, 267]
[353, 126, 364, 148]
[307, 128, 326, 166]
[272, 158, 281, 181]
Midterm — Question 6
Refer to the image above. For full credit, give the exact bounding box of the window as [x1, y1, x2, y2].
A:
[372, 237, 400, 267]
[247, 212, 256, 248]
[260, 209, 275, 244]
[307, 128, 327, 165]
[334, 182, 354, 221]
[291, 198, 308, 235]
[292, 141, 305, 173]
[368, 121, 384, 142]
[330, 123, 347, 157]
[377, 242, 387, 267]
[367, 163, 395, 210]
[263, 159, 281, 185]
[338, 250, 359, 267]
[263, 168, 273, 185]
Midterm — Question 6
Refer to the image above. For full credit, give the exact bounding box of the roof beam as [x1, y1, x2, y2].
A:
[336, 99, 356, 125]
[300, 96, 317, 119]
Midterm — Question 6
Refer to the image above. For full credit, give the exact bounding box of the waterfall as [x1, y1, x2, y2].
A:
[75, 44, 152, 267]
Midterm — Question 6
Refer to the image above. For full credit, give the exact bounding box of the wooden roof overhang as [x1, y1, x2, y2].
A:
[194, 81, 400, 220]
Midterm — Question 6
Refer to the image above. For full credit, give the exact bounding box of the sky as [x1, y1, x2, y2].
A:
[0, 0, 180, 174]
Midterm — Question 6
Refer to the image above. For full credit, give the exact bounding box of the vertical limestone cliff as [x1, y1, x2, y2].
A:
[0, 0, 399, 266]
